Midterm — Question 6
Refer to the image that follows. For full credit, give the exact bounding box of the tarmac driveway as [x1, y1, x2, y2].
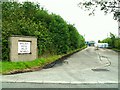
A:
[2, 47, 118, 88]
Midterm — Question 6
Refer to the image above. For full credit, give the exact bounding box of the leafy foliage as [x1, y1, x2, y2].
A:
[68, 24, 85, 50]
[101, 33, 120, 49]
[78, 0, 120, 21]
[2, 2, 85, 61]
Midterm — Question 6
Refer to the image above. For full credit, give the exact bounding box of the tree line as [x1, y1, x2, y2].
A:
[2, 2, 85, 61]
[98, 33, 120, 50]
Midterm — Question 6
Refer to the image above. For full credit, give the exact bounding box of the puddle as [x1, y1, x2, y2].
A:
[91, 68, 109, 71]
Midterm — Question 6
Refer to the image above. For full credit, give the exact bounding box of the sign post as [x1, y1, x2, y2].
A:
[9, 36, 37, 62]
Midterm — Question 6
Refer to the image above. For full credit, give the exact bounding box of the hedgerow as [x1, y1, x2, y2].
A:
[2, 2, 85, 61]
[100, 33, 120, 50]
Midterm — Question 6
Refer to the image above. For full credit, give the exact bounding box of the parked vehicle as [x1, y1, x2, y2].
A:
[95, 43, 108, 48]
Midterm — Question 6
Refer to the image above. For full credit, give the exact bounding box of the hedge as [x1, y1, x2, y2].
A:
[2, 2, 85, 61]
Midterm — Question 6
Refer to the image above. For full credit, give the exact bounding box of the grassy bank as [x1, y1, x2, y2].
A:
[1, 46, 86, 75]
[112, 48, 120, 52]
[107, 47, 120, 52]
[1, 55, 61, 75]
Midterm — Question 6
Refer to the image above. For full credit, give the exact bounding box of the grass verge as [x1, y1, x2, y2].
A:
[0, 46, 86, 75]
[112, 48, 120, 52]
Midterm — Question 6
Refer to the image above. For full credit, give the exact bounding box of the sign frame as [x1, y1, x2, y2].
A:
[18, 40, 31, 54]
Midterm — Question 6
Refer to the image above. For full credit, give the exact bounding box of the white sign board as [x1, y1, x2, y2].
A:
[18, 42, 31, 54]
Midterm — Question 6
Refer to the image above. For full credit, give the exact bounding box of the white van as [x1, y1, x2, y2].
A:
[95, 43, 108, 48]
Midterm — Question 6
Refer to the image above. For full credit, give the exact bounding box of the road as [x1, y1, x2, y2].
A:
[1, 47, 118, 88]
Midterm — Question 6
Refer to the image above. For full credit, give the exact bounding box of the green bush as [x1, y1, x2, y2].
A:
[2, 2, 85, 61]
[114, 38, 120, 50]
[68, 24, 85, 50]
[101, 33, 120, 50]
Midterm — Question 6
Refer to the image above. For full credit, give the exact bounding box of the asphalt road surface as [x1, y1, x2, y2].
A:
[1, 47, 118, 88]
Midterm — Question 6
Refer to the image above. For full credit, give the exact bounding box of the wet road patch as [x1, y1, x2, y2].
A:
[91, 68, 109, 71]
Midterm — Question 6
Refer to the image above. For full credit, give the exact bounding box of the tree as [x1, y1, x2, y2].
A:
[78, 0, 120, 21]
[2, 2, 85, 61]
[98, 40, 101, 43]
[110, 32, 116, 48]
[100, 32, 120, 49]
[114, 38, 120, 49]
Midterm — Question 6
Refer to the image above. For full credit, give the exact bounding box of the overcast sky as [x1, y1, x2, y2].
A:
[18, 0, 118, 42]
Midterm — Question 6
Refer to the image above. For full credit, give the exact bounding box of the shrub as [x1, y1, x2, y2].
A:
[2, 2, 85, 61]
